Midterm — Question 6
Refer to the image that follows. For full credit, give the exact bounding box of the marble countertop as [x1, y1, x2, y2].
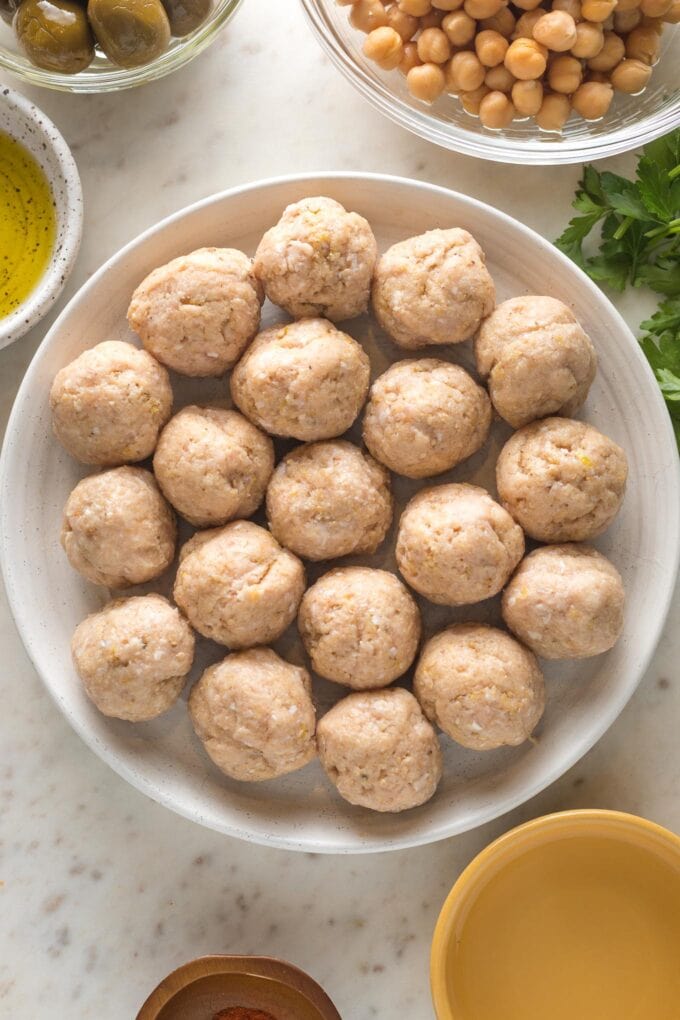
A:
[1, 3, 679, 1017]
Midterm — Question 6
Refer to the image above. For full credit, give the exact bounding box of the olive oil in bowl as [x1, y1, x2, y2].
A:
[0, 130, 56, 320]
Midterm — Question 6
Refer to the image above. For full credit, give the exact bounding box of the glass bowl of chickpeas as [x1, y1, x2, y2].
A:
[300, 0, 680, 163]
[0, 0, 242, 92]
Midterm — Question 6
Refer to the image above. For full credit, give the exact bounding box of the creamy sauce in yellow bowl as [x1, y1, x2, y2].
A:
[431, 811, 680, 1020]
[0, 130, 57, 320]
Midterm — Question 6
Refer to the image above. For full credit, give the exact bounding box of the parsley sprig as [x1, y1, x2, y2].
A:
[555, 129, 680, 448]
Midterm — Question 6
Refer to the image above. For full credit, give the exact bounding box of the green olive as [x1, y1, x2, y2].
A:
[14, 0, 94, 73]
[88, 0, 170, 68]
[161, 0, 210, 36]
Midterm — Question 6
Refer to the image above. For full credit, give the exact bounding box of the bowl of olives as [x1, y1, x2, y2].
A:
[0, 0, 242, 90]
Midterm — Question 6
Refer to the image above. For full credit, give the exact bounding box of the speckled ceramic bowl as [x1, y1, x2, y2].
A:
[0, 85, 82, 350]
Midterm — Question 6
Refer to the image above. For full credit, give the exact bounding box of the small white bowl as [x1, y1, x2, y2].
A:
[0, 85, 83, 350]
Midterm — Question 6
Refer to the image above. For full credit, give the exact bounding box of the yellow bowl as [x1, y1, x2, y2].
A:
[431, 810, 680, 1020]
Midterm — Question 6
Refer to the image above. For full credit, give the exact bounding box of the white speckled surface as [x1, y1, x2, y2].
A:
[1, 2, 679, 1017]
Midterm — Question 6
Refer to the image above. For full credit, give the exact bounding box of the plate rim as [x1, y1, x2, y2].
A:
[2, 170, 679, 853]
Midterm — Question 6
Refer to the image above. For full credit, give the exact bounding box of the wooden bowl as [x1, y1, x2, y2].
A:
[136, 955, 342, 1020]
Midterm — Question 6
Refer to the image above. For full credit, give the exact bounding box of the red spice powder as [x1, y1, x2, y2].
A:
[212, 1009, 277, 1020]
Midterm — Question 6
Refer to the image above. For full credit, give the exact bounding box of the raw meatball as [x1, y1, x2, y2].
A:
[61, 466, 176, 588]
[372, 228, 495, 349]
[496, 417, 628, 542]
[153, 406, 274, 527]
[253, 197, 377, 321]
[127, 247, 263, 377]
[362, 359, 492, 478]
[189, 648, 316, 781]
[396, 483, 524, 606]
[173, 520, 305, 648]
[316, 688, 442, 812]
[267, 440, 392, 561]
[50, 340, 172, 466]
[298, 567, 421, 689]
[475, 295, 597, 428]
[502, 543, 625, 659]
[414, 623, 545, 750]
[71, 594, 194, 721]
[230, 318, 370, 441]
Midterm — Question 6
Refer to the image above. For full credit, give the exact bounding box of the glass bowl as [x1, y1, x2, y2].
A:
[0, 0, 242, 93]
[300, 0, 680, 165]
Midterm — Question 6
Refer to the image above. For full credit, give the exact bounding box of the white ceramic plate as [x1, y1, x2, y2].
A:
[2, 173, 678, 854]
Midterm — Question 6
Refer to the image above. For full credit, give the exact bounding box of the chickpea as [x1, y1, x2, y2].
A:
[399, 0, 431, 13]
[571, 20, 605, 54]
[513, 0, 543, 11]
[479, 89, 516, 125]
[581, 0, 617, 19]
[532, 10, 578, 50]
[664, 0, 680, 19]
[625, 24, 661, 60]
[475, 28, 510, 63]
[513, 9, 544, 36]
[615, 0, 641, 11]
[587, 68, 610, 79]
[504, 36, 547, 78]
[553, 0, 582, 20]
[407, 60, 446, 98]
[350, 0, 388, 32]
[573, 78, 614, 115]
[611, 55, 653, 88]
[364, 25, 405, 66]
[337, 0, 356, 5]
[511, 77, 544, 113]
[548, 53, 583, 91]
[614, 7, 642, 27]
[421, 8, 445, 25]
[432, 0, 464, 7]
[640, 0, 671, 13]
[535, 91, 572, 128]
[480, 5, 516, 34]
[460, 83, 491, 111]
[442, 9, 477, 42]
[464, 0, 505, 16]
[399, 39, 422, 70]
[447, 49, 487, 89]
[485, 63, 517, 88]
[386, 4, 419, 39]
[601, 13, 615, 26]
[417, 25, 452, 60]
[587, 29, 625, 67]
[640, 13, 664, 27]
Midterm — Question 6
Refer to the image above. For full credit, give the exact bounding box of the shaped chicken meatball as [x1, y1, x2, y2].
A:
[72, 594, 194, 721]
[61, 466, 176, 588]
[298, 567, 421, 689]
[372, 228, 495, 348]
[414, 623, 545, 750]
[396, 483, 524, 606]
[50, 340, 172, 466]
[475, 295, 597, 428]
[153, 406, 274, 527]
[266, 440, 393, 561]
[127, 247, 263, 377]
[502, 544, 625, 659]
[231, 318, 370, 441]
[363, 358, 492, 478]
[189, 648, 316, 782]
[253, 197, 377, 321]
[496, 417, 628, 542]
[317, 688, 442, 812]
[173, 521, 305, 648]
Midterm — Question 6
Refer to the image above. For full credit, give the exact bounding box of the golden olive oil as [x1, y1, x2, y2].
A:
[448, 835, 680, 1020]
[0, 130, 56, 319]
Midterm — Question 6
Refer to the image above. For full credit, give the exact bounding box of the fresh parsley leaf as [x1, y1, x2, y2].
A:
[640, 299, 680, 335]
[556, 129, 680, 451]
